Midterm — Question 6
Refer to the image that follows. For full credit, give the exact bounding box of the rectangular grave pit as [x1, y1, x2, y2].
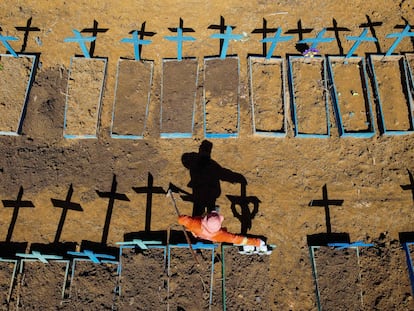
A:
[168, 243, 218, 311]
[161, 58, 198, 138]
[203, 57, 239, 138]
[115, 245, 167, 310]
[369, 54, 413, 135]
[310, 245, 363, 311]
[404, 53, 414, 105]
[288, 56, 330, 138]
[17, 260, 69, 309]
[327, 56, 375, 137]
[111, 59, 153, 139]
[64, 56, 107, 139]
[222, 245, 272, 311]
[0, 54, 37, 135]
[249, 56, 286, 137]
[360, 243, 414, 310]
[67, 260, 118, 310]
[0, 259, 18, 307]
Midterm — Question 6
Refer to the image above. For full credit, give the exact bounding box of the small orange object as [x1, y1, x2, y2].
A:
[178, 211, 263, 247]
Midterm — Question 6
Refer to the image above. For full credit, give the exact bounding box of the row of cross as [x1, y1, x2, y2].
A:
[3, 169, 414, 247]
[0, 18, 413, 60]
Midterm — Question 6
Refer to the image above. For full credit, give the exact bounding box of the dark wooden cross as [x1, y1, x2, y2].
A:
[96, 174, 129, 244]
[208, 16, 235, 55]
[15, 17, 40, 52]
[81, 20, 108, 57]
[326, 18, 350, 55]
[359, 15, 383, 53]
[132, 173, 166, 232]
[252, 18, 278, 57]
[401, 169, 414, 203]
[2, 186, 34, 242]
[309, 184, 344, 234]
[51, 183, 83, 243]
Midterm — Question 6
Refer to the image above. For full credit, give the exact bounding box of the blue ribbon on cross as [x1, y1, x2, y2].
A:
[210, 25, 243, 59]
[385, 24, 414, 56]
[164, 28, 196, 61]
[120, 30, 152, 61]
[261, 28, 293, 59]
[0, 32, 19, 57]
[64, 29, 96, 58]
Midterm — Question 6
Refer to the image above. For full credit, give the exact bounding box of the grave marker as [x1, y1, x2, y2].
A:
[96, 175, 129, 245]
[2, 186, 34, 242]
[51, 184, 83, 243]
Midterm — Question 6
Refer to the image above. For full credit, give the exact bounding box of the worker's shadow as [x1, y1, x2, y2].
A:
[179, 140, 248, 217]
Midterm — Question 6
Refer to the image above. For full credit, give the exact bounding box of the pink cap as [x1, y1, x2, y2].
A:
[201, 211, 224, 233]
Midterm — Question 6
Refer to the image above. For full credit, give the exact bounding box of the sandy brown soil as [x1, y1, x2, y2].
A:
[0, 0, 414, 310]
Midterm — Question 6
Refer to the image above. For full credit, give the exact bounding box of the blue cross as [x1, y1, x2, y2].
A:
[0, 33, 19, 57]
[327, 240, 374, 250]
[298, 28, 335, 50]
[261, 28, 293, 59]
[63, 29, 96, 58]
[16, 251, 63, 263]
[210, 25, 243, 59]
[116, 239, 162, 250]
[67, 249, 116, 263]
[385, 24, 414, 56]
[345, 28, 377, 61]
[164, 28, 196, 61]
[120, 30, 152, 61]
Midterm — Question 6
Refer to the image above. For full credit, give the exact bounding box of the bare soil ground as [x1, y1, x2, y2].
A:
[0, 0, 414, 310]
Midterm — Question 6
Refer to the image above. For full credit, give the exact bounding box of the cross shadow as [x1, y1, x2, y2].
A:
[2, 186, 34, 243]
[15, 17, 40, 53]
[401, 169, 414, 203]
[359, 15, 383, 54]
[80, 19, 108, 58]
[51, 183, 83, 244]
[180, 140, 247, 216]
[306, 184, 350, 246]
[208, 16, 236, 58]
[226, 183, 260, 235]
[251, 18, 278, 57]
[326, 18, 350, 55]
[285, 19, 313, 53]
[395, 20, 414, 52]
[132, 172, 166, 233]
[96, 174, 129, 245]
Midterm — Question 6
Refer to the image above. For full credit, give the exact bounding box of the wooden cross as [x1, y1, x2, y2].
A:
[359, 15, 383, 53]
[132, 173, 166, 232]
[81, 20, 108, 57]
[96, 175, 129, 244]
[165, 18, 196, 60]
[309, 184, 344, 234]
[2, 186, 34, 242]
[124, 22, 156, 60]
[208, 16, 236, 56]
[15, 17, 40, 52]
[51, 184, 83, 243]
[252, 18, 278, 57]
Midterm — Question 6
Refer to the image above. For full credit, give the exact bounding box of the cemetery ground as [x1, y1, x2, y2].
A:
[0, 0, 414, 309]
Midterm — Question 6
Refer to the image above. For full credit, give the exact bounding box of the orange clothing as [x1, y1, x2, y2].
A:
[178, 215, 262, 247]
